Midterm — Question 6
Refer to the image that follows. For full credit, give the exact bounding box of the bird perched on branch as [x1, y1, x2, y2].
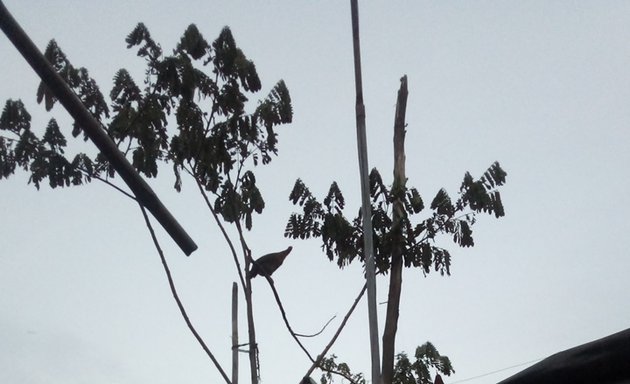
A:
[247, 246, 293, 279]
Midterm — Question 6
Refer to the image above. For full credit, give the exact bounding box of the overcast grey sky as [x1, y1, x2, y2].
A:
[2, 1, 630, 383]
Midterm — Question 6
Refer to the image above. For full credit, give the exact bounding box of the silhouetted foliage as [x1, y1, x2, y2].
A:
[285, 162, 506, 276]
[286, 109, 506, 384]
[319, 355, 366, 384]
[318, 342, 453, 384]
[1, 21, 293, 384]
[287, 161, 505, 384]
[0, 23, 292, 231]
[393, 343, 454, 384]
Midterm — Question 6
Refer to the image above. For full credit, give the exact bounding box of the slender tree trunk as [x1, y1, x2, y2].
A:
[244, 253, 259, 384]
[233, 220, 258, 384]
[381, 76, 409, 384]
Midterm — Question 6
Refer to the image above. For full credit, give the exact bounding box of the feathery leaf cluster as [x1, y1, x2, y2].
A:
[393, 342, 454, 384]
[285, 162, 506, 276]
[1, 23, 291, 228]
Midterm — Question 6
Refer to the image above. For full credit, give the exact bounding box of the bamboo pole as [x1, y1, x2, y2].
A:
[349, 1, 381, 383]
[0, 1, 197, 255]
[232, 282, 239, 384]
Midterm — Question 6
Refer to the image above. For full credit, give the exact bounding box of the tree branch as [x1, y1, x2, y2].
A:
[294, 315, 337, 338]
[137, 202, 231, 384]
[302, 283, 368, 383]
[261, 274, 316, 362]
[188, 166, 260, 384]
[189, 167, 247, 290]
[415, 212, 474, 246]
[82, 169, 137, 200]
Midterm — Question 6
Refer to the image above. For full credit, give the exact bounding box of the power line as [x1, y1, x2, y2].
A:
[449, 357, 543, 384]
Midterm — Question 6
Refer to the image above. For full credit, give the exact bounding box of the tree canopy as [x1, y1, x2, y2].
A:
[285, 162, 506, 276]
[1, 23, 292, 230]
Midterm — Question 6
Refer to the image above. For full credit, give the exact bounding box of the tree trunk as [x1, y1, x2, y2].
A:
[233, 218, 259, 384]
[244, 254, 259, 384]
[381, 75, 408, 384]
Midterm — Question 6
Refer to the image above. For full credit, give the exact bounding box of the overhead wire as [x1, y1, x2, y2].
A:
[449, 357, 543, 383]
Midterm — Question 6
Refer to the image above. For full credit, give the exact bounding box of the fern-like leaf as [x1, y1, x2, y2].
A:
[126, 23, 162, 59]
[289, 179, 311, 205]
[42, 119, 66, 153]
[491, 191, 505, 218]
[1, 99, 31, 134]
[369, 168, 390, 202]
[482, 161, 507, 188]
[430, 188, 453, 216]
[323, 182, 345, 212]
[405, 187, 424, 214]
[110, 69, 141, 107]
[177, 24, 210, 60]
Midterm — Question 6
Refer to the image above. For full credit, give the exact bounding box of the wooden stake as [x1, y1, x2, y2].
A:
[232, 282, 238, 384]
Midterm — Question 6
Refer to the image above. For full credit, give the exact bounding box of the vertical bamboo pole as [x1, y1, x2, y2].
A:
[349, 1, 381, 383]
[232, 282, 238, 384]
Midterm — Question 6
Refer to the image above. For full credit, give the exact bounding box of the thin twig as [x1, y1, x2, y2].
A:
[234, 218, 252, 261]
[187, 166, 247, 290]
[83, 170, 137, 200]
[302, 283, 368, 383]
[416, 211, 475, 245]
[261, 274, 316, 362]
[137, 202, 231, 384]
[294, 315, 337, 338]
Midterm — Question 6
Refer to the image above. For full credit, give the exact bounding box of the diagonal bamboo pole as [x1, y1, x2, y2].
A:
[0, 1, 197, 255]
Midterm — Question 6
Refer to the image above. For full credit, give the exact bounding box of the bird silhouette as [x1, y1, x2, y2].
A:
[247, 246, 293, 279]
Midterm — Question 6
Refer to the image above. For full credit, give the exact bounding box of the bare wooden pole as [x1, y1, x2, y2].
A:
[0, 1, 197, 255]
[381, 75, 408, 384]
[349, 1, 381, 384]
[231, 282, 239, 384]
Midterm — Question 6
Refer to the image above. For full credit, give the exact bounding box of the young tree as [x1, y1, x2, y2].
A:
[285, 76, 506, 384]
[1, 23, 292, 384]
